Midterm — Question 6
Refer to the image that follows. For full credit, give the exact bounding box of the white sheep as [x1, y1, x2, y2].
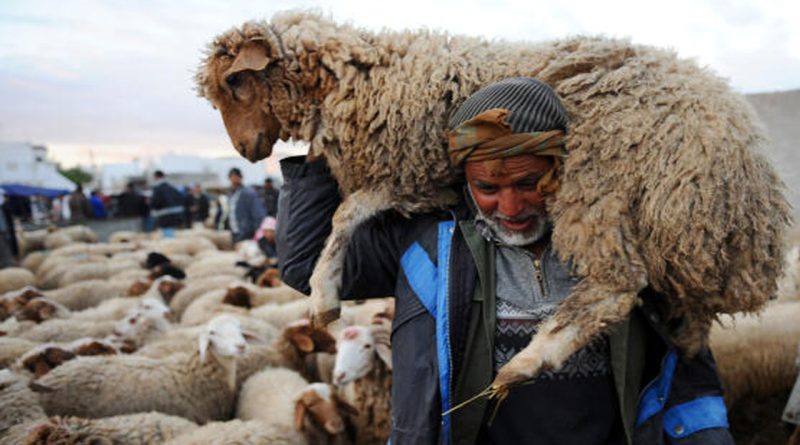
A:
[20, 251, 47, 274]
[251, 299, 310, 330]
[32, 314, 249, 423]
[181, 284, 305, 326]
[21, 412, 198, 445]
[0, 337, 39, 368]
[42, 278, 137, 311]
[332, 323, 393, 445]
[56, 259, 141, 288]
[235, 319, 338, 386]
[169, 274, 245, 319]
[237, 368, 357, 444]
[163, 419, 305, 445]
[0, 268, 35, 295]
[0, 369, 47, 444]
[15, 297, 171, 343]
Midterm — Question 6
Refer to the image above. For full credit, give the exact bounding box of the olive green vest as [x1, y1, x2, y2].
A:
[450, 221, 649, 445]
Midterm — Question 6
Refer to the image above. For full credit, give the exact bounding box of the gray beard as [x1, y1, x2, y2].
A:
[466, 184, 551, 246]
[475, 209, 551, 246]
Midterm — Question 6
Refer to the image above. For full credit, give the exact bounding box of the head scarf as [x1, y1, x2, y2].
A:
[448, 108, 567, 194]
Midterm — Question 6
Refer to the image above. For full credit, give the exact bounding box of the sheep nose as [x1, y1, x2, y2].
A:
[236, 344, 246, 354]
[334, 372, 346, 385]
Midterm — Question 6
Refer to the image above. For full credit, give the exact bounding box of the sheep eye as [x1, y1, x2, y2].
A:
[209, 330, 216, 335]
[363, 344, 372, 349]
[225, 72, 243, 89]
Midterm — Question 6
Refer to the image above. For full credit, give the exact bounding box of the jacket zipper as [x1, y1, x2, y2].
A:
[532, 247, 548, 299]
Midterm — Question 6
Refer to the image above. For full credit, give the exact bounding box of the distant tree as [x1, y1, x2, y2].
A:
[58, 166, 93, 186]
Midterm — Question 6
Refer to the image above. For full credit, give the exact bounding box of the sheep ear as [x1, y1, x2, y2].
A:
[225, 43, 270, 78]
[371, 327, 392, 370]
[293, 399, 307, 431]
[198, 334, 210, 363]
[289, 332, 315, 353]
[28, 381, 55, 393]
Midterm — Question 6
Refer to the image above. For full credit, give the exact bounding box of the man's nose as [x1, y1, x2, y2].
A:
[497, 189, 524, 218]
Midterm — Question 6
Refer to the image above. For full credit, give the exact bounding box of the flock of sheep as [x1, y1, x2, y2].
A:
[0, 225, 393, 444]
[0, 221, 798, 443]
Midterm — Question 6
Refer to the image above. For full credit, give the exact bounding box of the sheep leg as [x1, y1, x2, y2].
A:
[490, 283, 640, 398]
[309, 188, 393, 327]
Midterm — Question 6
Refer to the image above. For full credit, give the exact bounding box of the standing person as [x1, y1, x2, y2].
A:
[262, 177, 280, 217]
[0, 189, 18, 267]
[276, 78, 733, 444]
[117, 183, 146, 217]
[227, 168, 266, 243]
[89, 190, 107, 219]
[254, 216, 278, 262]
[67, 185, 93, 223]
[150, 170, 185, 232]
[185, 184, 210, 227]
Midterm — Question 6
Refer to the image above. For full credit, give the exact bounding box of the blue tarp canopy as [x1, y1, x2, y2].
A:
[1, 183, 70, 199]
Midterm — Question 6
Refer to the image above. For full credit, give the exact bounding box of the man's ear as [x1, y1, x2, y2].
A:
[224, 43, 270, 81]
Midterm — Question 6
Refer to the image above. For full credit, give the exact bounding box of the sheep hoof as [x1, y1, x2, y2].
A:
[312, 308, 341, 328]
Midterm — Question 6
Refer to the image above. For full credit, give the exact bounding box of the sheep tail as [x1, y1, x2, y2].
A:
[309, 187, 394, 327]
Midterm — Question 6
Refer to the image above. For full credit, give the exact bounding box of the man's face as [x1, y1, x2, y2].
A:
[229, 173, 242, 188]
[464, 154, 552, 246]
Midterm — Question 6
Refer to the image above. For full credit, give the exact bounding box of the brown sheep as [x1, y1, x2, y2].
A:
[196, 11, 790, 392]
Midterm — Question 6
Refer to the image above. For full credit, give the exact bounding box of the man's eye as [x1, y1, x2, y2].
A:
[515, 181, 538, 191]
[474, 183, 497, 193]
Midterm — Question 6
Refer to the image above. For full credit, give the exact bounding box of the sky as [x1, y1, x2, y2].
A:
[0, 0, 798, 169]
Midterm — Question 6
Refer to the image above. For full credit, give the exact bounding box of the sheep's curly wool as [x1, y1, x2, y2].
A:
[196, 11, 791, 387]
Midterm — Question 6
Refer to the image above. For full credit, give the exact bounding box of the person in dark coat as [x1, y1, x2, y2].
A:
[0, 189, 18, 267]
[262, 177, 280, 217]
[277, 78, 734, 445]
[117, 183, 148, 218]
[185, 184, 210, 226]
[150, 170, 186, 230]
[67, 185, 93, 223]
[227, 168, 266, 243]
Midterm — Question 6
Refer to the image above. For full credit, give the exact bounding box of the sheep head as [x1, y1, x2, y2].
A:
[197, 13, 376, 162]
[126, 279, 152, 296]
[16, 298, 69, 323]
[197, 26, 289, 162]
[222, 285, 254, 309]
[198, 314, 248, 364]
[333, 324, 392, 386]
[20, 346, 76, 379]
[294, 383, 357, 437]
[283, 319, 337, 354]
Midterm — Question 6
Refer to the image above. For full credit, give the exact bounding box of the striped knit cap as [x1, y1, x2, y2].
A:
[448, 77, 568, 133]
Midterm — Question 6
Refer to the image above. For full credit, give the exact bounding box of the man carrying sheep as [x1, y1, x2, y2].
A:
[277, 78, 734, 444]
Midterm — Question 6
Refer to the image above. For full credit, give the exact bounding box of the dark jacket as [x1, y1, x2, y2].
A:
[186, 193, 210, 223]
[117, 191, 148, 217]
[68, 191, 93, 223]
[150, 181, 185, 228]
[277, 156, 733, 445]
[228, 186, 266, 242]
